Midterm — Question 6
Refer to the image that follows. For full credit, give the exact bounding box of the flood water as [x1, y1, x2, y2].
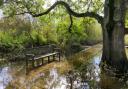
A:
[0, 45, 128, 89]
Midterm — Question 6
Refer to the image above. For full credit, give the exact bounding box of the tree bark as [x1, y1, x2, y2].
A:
[102, 0, 128, 72]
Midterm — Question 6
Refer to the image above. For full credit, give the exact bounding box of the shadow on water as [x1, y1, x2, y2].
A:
[0, 45, 128, 89]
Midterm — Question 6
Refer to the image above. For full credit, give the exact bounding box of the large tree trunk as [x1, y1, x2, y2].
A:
[102, 0, 128, 72]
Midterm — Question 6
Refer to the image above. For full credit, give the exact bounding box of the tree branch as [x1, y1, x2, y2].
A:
[30, 1, 103, 24]
[68, 14, 73, 32]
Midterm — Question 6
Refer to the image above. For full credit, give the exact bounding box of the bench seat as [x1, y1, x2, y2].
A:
[25, 45, 61, 74]
[27, 52, 59, 61]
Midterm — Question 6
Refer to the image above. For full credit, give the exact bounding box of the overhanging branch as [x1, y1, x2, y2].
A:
[30, 1, 103, 24]
[68, 14, 73, 32]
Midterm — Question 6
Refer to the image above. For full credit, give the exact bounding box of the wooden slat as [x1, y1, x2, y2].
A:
[125, 46, 128, 48]
[28, 52, 59, 60]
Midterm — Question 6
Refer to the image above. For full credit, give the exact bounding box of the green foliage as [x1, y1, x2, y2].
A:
[125, 35, 128, 45]
[56, 17, 86, 52]
[0, 0, 3, 6]
[125, 14, 128, 28]
[56, 15, 102, 55]
[0, 4, 102, 54]
[0, 0, 103, 53]
[84, 18, 102, 45]
[0, 31, 25, 50]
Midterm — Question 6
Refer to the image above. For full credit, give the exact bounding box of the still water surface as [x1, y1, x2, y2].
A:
[0, 46, 128, 89]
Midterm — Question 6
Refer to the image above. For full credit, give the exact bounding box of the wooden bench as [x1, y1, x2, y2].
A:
[25, 45, 61, 73]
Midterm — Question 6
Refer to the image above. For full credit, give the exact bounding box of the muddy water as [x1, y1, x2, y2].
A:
[0, 45, 128, 89]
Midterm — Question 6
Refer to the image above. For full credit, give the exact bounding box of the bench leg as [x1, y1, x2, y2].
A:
[42, 58, 44, 65]
[53, 55, 55, 61]
[26, 59, 28, 75]
[58, 53, 60, 62]
[48, 56, 50, 63]
[32, 58, 35, 68]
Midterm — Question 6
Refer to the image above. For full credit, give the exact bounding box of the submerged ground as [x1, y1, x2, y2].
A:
[0, 44, 128, 89]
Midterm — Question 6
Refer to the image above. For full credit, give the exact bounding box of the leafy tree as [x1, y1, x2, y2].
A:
[0, 0, 3, 6]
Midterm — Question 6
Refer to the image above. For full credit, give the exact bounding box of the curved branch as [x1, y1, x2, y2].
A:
[31, 1, 103, 24]
[68, 14, 73, 32]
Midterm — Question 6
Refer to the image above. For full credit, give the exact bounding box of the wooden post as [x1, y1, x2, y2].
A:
[42, 58, 44, 65]
[26, 58, 28, 68]
[58, 53, 60, 62]
[53, 55, 55, 61]
[48, 56, 50, 63]
[32, 57, 35, 68]
[26, 58, 28, 75]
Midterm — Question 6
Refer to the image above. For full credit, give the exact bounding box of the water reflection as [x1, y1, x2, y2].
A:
[43, 54, 102, 89]
[45, 68, 68, 89]
[0, 67, 12, 89]
[65, 54, 102, 89]
[0, 46, 128, 89]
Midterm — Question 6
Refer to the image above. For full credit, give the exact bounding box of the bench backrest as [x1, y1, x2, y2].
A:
[24, 45, 57, 56]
